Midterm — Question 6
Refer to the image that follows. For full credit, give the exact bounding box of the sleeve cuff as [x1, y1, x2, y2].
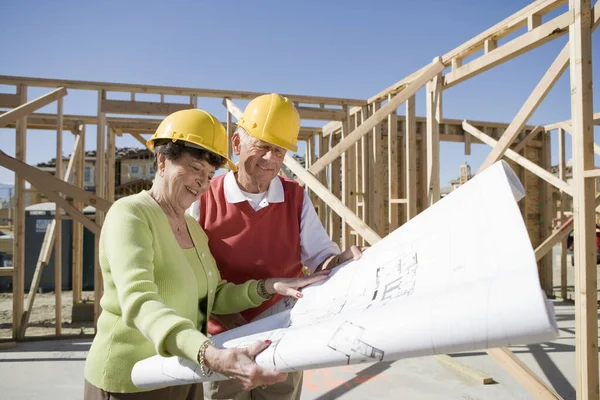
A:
[164, 325, 209, 364]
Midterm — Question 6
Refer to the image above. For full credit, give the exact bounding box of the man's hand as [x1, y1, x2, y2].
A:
[318, 245, 368, 272]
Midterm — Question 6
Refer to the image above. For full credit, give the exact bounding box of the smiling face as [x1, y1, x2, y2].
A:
[233, 129, 287, 193]
[155, 151, 216, 211]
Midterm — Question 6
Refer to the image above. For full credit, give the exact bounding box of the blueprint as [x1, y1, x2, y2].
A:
[131, 160, 558, 390]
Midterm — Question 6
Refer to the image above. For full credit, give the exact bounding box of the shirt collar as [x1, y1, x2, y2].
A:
[223, 171, 284, 204]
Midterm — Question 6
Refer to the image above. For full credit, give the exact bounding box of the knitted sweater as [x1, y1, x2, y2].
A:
[84, 191, 265, 393]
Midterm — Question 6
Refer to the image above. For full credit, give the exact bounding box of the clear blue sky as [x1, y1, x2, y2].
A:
[0, 0, 599, 192]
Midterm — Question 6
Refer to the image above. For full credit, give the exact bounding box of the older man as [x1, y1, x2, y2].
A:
[188, 93, 362, 400]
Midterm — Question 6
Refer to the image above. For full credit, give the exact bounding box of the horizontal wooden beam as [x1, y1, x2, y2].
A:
[0, 75, 366, 106]
[296, 106, 346, 121]
[0, 87, 67, 128]
[309, 59, 445, 175]
[101, 99, 193, 116]
[444, 10, 573, 89]
[544, 111, 600, 131]
[463, 121, 573, 195]
[0, 93, 21, 108]
[557, 122, 600, 157]
[0, 268, 14, 277]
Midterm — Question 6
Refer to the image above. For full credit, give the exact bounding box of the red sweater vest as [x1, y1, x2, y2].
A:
[199, 174, 304, 334]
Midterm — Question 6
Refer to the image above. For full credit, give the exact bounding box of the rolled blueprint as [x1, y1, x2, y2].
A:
[132, 160, 558, 390]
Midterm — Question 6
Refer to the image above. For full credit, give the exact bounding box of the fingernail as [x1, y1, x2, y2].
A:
[265, 340, 272, 344]
[296, 293, 302, 298]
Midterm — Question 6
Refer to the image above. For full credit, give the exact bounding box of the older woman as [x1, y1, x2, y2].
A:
[84, 109, 327, 400]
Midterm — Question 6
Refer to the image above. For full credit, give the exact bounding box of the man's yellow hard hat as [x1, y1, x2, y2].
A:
[147, 109, 236, 171]
[237, 93, 300, 153]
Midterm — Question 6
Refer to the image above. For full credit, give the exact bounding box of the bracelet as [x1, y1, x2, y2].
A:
[258, 279, 273, 299]
[197, 340, 214, 377]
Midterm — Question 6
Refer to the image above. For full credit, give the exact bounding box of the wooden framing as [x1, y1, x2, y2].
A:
[0, 3, 597, 396]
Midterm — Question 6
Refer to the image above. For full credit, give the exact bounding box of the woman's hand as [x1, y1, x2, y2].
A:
[318, 245, 368, 272]
[204, 340, 286, 390]
[265, 270, 330, 299]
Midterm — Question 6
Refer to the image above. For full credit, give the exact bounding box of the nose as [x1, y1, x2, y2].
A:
[263, 149, 274, 161]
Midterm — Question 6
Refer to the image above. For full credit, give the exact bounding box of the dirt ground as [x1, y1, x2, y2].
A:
[0, 291, 96, 339]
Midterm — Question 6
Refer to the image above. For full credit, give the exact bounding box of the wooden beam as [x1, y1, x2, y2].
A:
[487, 348, 561, 399]
[101, 99, 193, 116]
[478, 43, 570, 173]
[426, 61, 442, 206]
[436, 355, 494, 385]
[541, 129, 553, 296]
[0, 75, 366, 107]
[95, 90, 106, 327]
[558, 127, 568, 299]
[528, 14, 543, 30]
[405, 96, 417, 220]
[296, 106, 346, 121]
[0, 151, 111, 212]
[544, 111, 600, 131]
[309, 59, 445, 175]
[512, 126, 544, 153]
[444, 10, 573, 89]
[72, 126, 85, 304]
[388, 96, 399, 231]
[13, 84, 26, 340]
[0, 87, 67, 128]
[463, 121, 573, 196]
[569, 0, 598, 397]
[283, 155, 380, 245]
[0, 93, 21, 108]
[0, 268, 14, 277]
[55, 97, 63, 336]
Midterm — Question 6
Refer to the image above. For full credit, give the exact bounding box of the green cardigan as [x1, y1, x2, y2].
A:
[84, 191, 265, 393]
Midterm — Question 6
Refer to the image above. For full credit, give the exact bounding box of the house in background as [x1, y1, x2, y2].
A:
[33, 147, 155, 201]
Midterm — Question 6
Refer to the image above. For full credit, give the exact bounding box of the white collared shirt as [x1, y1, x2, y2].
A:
[187, 171, 340, 272]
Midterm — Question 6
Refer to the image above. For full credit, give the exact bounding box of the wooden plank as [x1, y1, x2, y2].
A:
[317, 132, 328, 230]
[558, 127, 568, 300]
[296, 106, 346, 121]
[106, 129, 116, 202]
[309, 59, 445, 175]
[487, 348, 561, 399]
[462, 121, 573, 196]
[0, 75, 366, 107]
[330, 133, 342, 244]
[528, 14, 543, 30]
[72, 126, 85, 304]
[388, 95, 399, 231]
[0, 87, 67, 128]
[583, 169, 600, 178]
[444, 10, 573, 89]
[0, 268, 14, 277]
[0, 93, 21, 108]
[569, 1, 598, 398]
[426, 62, 442, 206]
[541, 130, 553, 296]
[13, 84, 26, 340]
[226, 107, 233, 159]
[405, 96, 417, 220]
[101, 99, 193, 116]
[544, 111, 600, 131]
[0, 150, 111, 212]
[436, 355, 495, 384]
[95, 90, 106, 327]
[371, 102, 385, 236]
[55, 97, 63, 336]
[283, 155, 380, 245]
[478, 43, 570, 172]
[513, 126, 543, 153]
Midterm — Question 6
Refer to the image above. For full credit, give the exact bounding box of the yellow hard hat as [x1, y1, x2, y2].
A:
[147, 109, 236, 171]
[237, 93, 300, 153]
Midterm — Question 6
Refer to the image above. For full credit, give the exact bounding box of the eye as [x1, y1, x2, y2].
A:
[191, 165, 200, 172]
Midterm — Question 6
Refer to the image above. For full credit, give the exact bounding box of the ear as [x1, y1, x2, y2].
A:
[232, 132, 242, 156]
[156, 152, 167, 174]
